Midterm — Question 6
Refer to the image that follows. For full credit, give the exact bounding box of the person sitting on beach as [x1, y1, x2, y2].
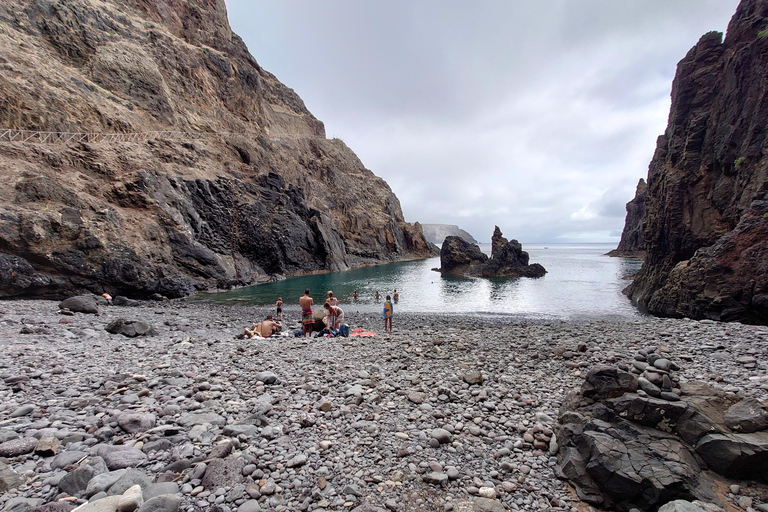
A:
[326, 290, 338, 307]
[300, 289, 314, 337]
[275, 297, 283, 321]
[382, 295, 393, 333]
[244, 315, 282, 338]
[323, 300, 344, 330]
[393, 289, 399, 302]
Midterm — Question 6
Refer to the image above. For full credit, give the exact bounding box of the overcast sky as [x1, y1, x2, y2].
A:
[224, 1, 739, 243]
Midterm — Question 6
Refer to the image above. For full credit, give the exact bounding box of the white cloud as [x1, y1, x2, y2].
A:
[225, 0, 740, 243]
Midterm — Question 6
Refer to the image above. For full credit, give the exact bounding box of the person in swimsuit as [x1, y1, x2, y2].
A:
[323, 301, 344, 330]
[352, 290, 359, 300]
[326, 290, 338, 307]
[275, 297, 283, 321]
[300, 289, 314, 337]
[393, 289, 399, 302]
[374, 290, 380, 301]
[382, 295, 393, 333]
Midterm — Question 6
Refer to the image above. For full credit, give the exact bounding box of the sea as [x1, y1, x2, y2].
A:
[191, 243, 645, 322]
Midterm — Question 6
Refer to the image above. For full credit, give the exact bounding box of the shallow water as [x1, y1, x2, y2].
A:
[191, 243, 644, 322]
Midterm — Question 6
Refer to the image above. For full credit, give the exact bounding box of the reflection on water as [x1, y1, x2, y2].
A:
[191, 244, 644, 321]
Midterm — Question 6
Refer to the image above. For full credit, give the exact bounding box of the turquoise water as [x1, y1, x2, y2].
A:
[191, 244, 644, 322]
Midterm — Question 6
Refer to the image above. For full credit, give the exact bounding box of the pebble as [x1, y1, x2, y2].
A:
[1, 300, 768, 511]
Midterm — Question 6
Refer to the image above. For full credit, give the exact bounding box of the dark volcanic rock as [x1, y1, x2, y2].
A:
[59, 295, 102, 314]
[607, 179, 646, 258]
[557, 361, 768, 511]
[105, 318, 157, 337]
[625, 1, 768, 324]
[439, 227, 545, 278]
[0, 0, 436, 300]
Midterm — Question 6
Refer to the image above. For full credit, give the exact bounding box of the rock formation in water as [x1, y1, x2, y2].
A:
[607, 179, 646, 258]
[625, 0, 768, 324]
[439, 226, 545, 278]
[0, 0, 436, 299]
[421, 224, 478, 245]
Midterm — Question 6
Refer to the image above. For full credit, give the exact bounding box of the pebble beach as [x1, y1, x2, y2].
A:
[1, 300, 768, 512]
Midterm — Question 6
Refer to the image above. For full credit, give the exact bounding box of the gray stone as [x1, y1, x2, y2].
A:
[58, 465, 97, 496]
[724, 397, 768, 433]
[101, 448, 148, 470]
[69, 495, 120, 512]
[59, 296, 99, 314]
[51, 451, 89, 470]
[462, 371, 484, 385]
[10, 405, 34, 418]
[470, 498, 507, 512]
[117, 484, 143, 512]
[637, 376, 661, 397]
[177, 412, 225, 427]
[253, 371, 278, 384]
[117, 413, 156, 434]
[657, 501, 707, 512]
[222, 424, 259, 437]
[107, 469, 152, 496]
[430, 429, 453, 444]
[0, 462, 22, 492]
[234, 501, 260, 512]
[0, 438, 37, 457]
[422, 472, 448, 485]
[2, 498, 42, 512]
[201, 458, 244, 490]
[143, 482, 180, 501]
[86, 470, 127, 497]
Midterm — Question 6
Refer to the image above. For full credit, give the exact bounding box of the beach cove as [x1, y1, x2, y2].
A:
[1, 299, 767, 511]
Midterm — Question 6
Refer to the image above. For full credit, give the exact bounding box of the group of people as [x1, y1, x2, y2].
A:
[245, 287, 398, 338]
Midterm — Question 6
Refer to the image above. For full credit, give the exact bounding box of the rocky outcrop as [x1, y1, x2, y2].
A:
[557, 358, 768, 511]
[421, 224, 478, 245]
[625, 0, 768, 324]
[0, 0, 435, 299]
[607, 179, 646, 258]
[438, 227, 545, 278]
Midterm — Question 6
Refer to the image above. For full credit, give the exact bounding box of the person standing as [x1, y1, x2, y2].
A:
[300, 289, 314, 337]
[393, 289, 399, 302]
[275, 297, 283, 321]
[326, 290, 338, 307]
[374, 290, 380, 301]
[382, 295, 393, 333]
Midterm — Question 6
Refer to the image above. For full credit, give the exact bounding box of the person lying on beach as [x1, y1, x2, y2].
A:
[323, 301, 344, 330]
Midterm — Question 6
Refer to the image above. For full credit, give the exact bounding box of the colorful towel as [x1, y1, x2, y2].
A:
[302, 309, 314, 325]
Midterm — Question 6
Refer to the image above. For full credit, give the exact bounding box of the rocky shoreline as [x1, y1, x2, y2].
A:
[1, 300, 768, 512]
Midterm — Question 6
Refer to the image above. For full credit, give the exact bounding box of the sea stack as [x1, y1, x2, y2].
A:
[439, 226, 546, 278]
[624, 0, 768, 324]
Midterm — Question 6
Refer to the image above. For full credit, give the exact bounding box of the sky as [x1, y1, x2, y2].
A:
[223, 1, 740, 243]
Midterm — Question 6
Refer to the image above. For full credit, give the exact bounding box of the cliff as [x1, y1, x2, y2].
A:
[421, 224, 478, 245]
[626, 0, 768, 324]
[606, 179, 646, 258]
[0, 0, 435, 299]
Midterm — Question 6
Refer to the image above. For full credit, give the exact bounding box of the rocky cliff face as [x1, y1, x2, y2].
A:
[439, 227, 545, 278]
[0, 0, 435, 299]
[626, 0, 768, 324]
[607, 179, 646, 258]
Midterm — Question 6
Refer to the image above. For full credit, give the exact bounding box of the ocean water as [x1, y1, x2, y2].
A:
[191, 243, 644, 322]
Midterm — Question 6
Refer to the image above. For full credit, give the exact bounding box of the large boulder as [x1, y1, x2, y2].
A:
[59, 295, 104, 314]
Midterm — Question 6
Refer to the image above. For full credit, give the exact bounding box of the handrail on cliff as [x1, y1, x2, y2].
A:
[0, 128, 325, 145]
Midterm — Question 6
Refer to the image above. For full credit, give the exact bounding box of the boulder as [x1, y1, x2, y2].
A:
[59, 295, 101, 314]
[105, 319, 157, 337]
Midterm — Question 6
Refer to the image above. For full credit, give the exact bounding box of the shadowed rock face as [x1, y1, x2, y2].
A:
[439, 227, 545, 278]
[0, 0, 435, 299]
[625, 0, 768, 324]
[608, 179, 646, 258]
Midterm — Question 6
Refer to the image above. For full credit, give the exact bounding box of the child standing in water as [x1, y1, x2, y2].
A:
[382, 295, 393, 333]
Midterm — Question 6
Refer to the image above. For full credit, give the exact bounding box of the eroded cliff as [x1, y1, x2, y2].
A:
[626, 0, 768, 323]
[607, 178, 646, 258]
[0, 0, 435, 299]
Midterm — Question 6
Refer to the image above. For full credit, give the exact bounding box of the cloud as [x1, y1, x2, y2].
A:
[225, 0, 740, 243]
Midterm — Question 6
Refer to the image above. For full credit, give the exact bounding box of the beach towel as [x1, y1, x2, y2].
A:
[382, 300, 392, 319]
